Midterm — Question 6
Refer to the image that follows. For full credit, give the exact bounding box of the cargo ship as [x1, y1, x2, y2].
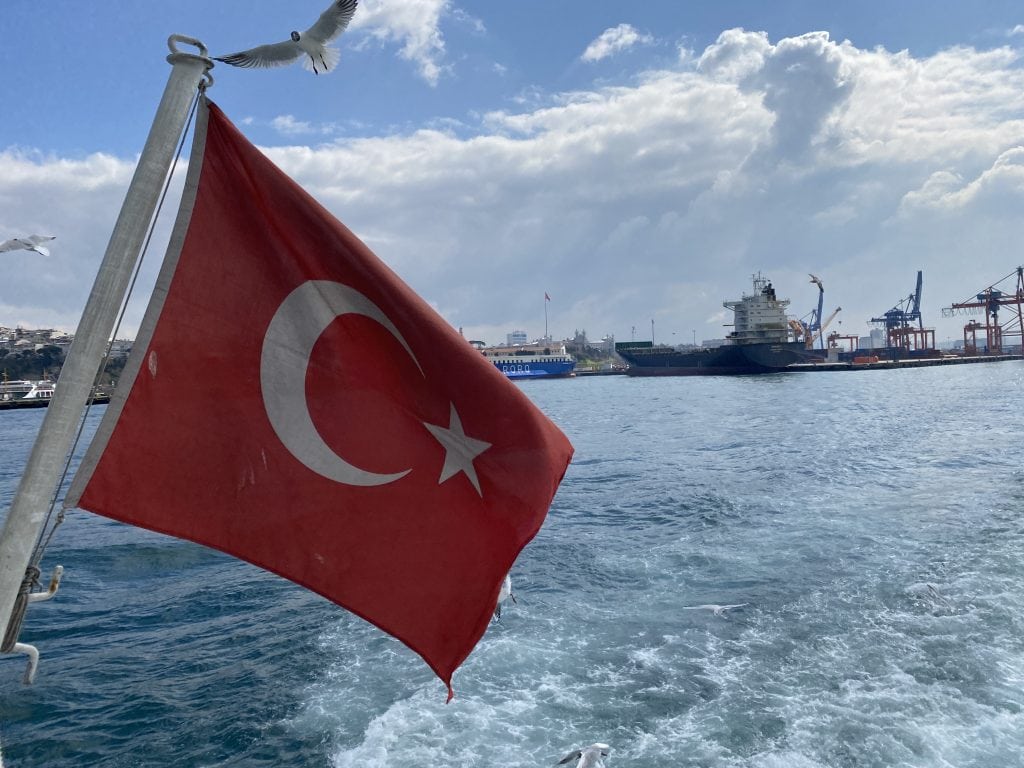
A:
[475, 341, 576, 380]
[616, 273, 811, 376]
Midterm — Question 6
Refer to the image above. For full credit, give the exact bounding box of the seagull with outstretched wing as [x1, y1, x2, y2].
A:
[558, 743, 611, 768]
[0, 235, 55, 257]
[215, 0, 358, 75]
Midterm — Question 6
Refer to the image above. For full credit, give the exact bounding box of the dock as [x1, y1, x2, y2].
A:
[0, 393, 110, 411]
[788, 353, 1022, 372]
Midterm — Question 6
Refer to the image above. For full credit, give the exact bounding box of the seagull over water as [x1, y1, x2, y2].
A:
[683, 603, 748, 617]
[558, 743, 611, 767]
[0, 235, 55, 257]
[906, 582, 952, 611]
[215, 0, 358, 75]
[493, 573, 517, 620]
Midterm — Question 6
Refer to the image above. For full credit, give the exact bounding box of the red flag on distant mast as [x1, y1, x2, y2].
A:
[67, 98, 574, 699]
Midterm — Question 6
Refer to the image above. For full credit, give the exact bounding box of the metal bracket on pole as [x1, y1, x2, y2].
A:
[0, 38, 213, 683]
[0, 566, 63, 684]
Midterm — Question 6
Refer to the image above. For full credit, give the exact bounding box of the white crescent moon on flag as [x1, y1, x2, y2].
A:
[260, 280, 424, 486]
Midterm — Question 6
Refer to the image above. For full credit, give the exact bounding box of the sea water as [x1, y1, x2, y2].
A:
[2, 363, 1024, 767]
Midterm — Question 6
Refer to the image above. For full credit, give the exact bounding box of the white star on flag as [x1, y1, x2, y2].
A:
[423, 403, 492, 496]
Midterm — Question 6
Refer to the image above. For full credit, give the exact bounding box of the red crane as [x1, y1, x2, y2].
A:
[941, 267, 1024, 355]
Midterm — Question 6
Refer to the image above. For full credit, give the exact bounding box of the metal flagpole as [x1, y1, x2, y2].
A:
[0, 37, 213, 661]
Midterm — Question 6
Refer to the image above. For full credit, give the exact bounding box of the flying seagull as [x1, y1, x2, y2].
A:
[557, 743, 611, 767]
[0, 235, 55, 257]
[215, 0, 358, 75]
[493, 573, 517, 620]
[682, 603, 747, 617]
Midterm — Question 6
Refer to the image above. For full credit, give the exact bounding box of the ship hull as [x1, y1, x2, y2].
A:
[492, 358, 575, 379]
[619, 341, 809, 376]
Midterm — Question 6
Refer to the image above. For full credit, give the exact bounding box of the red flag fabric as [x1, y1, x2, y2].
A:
[67, 99, 573, 698]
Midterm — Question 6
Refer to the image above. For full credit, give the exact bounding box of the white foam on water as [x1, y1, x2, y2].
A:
[292, 533, 1024, 767]
[280, 369, 1024, 767]
[292, 616, 613, 766]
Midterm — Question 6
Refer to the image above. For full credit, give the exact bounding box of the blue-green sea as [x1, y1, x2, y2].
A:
[3, 362, 1024, 767]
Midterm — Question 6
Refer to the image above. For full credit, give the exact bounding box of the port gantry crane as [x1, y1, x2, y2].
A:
[941, 267, 1024, 355]
[870, 270, 935, 353]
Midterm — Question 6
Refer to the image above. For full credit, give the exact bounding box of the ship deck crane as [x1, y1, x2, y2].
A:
[941, 267, 1024, 355]
[809, 306, 841, 347]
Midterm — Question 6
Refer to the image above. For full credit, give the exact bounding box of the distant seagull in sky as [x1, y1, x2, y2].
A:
[683, 603, 748, 618]
[558, 743, 611, 767]
[0, 235, 55, 257]
[215, 0, 358, 75]
[493, 573, 517, 620]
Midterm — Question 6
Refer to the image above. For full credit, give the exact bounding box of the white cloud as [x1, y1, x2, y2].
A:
[0, 149, 137, 330]
[270, 115, 339, 137]
[271, 115, 315, 135]
[5, 30, 1024, 345]
[351, 0, 451, 86]
[697, 28, 771, 82]
[898, 170, 967, 214]
[582, 23, 654, 63]
[899, 147, 1024, 216]
[451, 7, 485, 35]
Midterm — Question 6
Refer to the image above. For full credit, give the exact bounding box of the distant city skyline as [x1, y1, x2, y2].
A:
[3, 1, 1024, 348]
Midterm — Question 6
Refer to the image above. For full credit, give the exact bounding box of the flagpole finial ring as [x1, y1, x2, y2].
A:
[167, 34, 209, 58]
[166, 35, 215, 87]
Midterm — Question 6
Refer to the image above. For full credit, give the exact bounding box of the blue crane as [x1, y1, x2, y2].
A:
[871, 270, 923, 336]
[799, 274, 826, 349]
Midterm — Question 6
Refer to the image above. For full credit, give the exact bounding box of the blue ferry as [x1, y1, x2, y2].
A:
[476, 341, 576, 379]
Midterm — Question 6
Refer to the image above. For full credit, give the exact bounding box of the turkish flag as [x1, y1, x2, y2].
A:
[67, 99, 573, 698]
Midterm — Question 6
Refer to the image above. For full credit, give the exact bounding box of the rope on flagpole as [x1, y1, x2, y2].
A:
[6, 40, 212, 665]
[0, 36, 214, 684]
[27, 81, 207, 573]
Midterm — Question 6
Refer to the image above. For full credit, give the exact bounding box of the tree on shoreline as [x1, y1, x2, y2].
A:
[1, 346, 125, 387]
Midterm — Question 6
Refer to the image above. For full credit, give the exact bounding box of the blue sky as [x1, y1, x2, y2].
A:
[3, 1, 1024, 346]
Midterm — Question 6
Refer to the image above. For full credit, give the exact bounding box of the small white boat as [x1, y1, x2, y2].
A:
[19, 381, 56, 402]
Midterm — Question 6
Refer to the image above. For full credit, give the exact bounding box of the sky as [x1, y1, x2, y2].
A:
[3, 0, 1024, 347]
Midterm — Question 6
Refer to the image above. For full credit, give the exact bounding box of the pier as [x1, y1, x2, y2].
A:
[787, 353, 1022, 373]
